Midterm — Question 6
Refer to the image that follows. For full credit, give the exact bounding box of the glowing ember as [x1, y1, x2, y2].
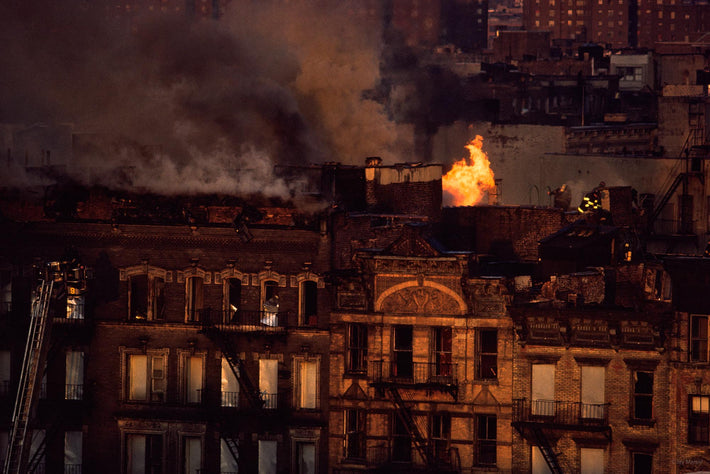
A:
[442, 135, 496, 206]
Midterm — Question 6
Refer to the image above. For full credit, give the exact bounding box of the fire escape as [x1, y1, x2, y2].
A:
[512, 399, 611, 474]
[199, 309, 288, 472]
[648, 113, 708, 241]
[369, 360, 460, 473]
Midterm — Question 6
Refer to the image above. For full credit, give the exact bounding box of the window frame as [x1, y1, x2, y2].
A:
[690, 314, 709, 362]
[632, 370, 654, 421]
[689, 395, 710, 444]
[344, 409, 366, 460]
[293, 356, 319, 410]
[431, 412, 452, 464]
[476, 329, 498, 380]
[299, 280, 318, 326]
[121, 348, 169, 404]
[432, 327, 453, 378]
[179, 350, 206, 405]
[346, 323, 367, 375]
[123, 265, 169, 322]
[476, 414, 497, 466]
[392, 325, 413, 380]
[185, 276, 204, 323]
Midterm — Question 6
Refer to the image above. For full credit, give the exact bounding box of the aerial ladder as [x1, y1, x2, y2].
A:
[3, 277, 54, 474]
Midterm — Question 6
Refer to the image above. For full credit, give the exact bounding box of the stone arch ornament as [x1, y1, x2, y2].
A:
[375, 280, 467, 315]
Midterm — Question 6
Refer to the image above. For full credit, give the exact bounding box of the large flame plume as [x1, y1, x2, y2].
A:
[442, 135, 496, 206]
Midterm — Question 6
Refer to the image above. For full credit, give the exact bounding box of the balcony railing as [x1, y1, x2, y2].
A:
[360, 444, 459, 470]
[64, 384, 84, 401]
[221, 391, 240, 408]
[64, 465, 82, 474]
[201, 309, 289, 332]
[513, 398, 610, 428]
[369, 360, 458, 387]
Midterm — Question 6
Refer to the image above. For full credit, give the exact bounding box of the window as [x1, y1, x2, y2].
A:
[391, 413, 411, 462]
[344, 409, 365, 459]
[66, 289, 84, 320]
[476, 414, 496, 466]
[30, 430, 46, 474]
[129, 275, 165, 321]
[300, 280, 317, 326]
[261, 281, 279, 327]
[477, 329, 497, 379]
[0, 350, 10, 398]
[631, 452, 652, 474]
[224, 278, 241, 323]
[346, 324, 367, 374]
[0, 268, 11, 314]
[393, 326, 413, 380]
[433, 328, 452, 379]
[220, 438, 239, 474]
[633, 371, 653, 419]
[689, 395, 709, 443]
[182, 354, 204, 404]
[259, 359, 278, 409]
[581, 366, 605, 419]
[532, 446, 552, 474]
[186, 276, 203, 322]
[432, 412, 452, 463]
[258, 440, 277, 474]
[126, 353, 166, 403]
[64, 431, 82, 474]
[295, 359, 318, 409]
[126, 434, 163, 474]
[183, 437, 202, 474]
[691, 315, 708, 361]
[65, 351, 84, 400]
[580, 448, 604, 473]
[295, 442, 316, 474]
[221, 357, 239, 407]
[532, 364, 555, 416]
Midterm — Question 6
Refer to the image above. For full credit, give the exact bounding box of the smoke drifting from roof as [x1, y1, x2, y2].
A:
[0, 0, 410, 196]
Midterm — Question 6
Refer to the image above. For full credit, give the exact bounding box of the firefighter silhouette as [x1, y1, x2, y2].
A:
[548, 184, 571, 210]
[578, 182, 605, 213]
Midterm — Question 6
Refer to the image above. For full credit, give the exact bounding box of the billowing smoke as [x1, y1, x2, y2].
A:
[0, 0, 411, 196]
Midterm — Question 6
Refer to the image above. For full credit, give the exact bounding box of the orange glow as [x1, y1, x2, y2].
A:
[442, 135, 496, 206]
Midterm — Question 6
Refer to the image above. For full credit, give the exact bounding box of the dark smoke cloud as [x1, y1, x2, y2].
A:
[0, 0, 412, 196]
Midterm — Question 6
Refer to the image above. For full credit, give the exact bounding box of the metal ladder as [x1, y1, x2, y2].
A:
[388, 387, 432, 467]
[3, 280, 54, 474]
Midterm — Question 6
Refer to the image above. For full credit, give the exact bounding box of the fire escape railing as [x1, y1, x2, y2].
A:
[197, 309, 289, 331]
[369, 360, 458, 394]
[512, 399, 610, 427]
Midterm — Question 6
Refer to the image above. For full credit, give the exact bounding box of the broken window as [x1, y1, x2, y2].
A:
[0, 350, 9, 398]
[259, 359, 278, 409]
[183, 355, 204, 404]
[261, 281, 279, 327]
[476, 329, 497, 380]
[258, 440, 277, 474]
[633, 371, 654, 420]
[346, 324, 367, 374]
[221, 357, 239, 407]
[295, 441, 316, 474]
[65, 351, 84, 400]
[300, 280, 318, 326]
[476, 414, 496, 466]
[126, 433, 163, 474]
[64, 431, 82, 474]
[391, 413, 411, 463]
[433, 327, 452, 378]
[220, 438, 239, 474]
[432, 412, 452, 463]
[344, 409, 365, 459]
[691, 315, 709, 362]
[129, 275, 165, 321]
[295, 359, 318, 409]
[127, 353, 166, 403]
[225, 278, 241, 323]
[393, 326, 413, 380]
[186, 277, 203, 322]
[689, 395, 710, 443]
[183, 436, 202, 474]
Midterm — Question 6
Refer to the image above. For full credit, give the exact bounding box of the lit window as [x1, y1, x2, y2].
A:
[690, 395, 710, 443]
[580, 448, 604, 473]
[182, 354, 204, 404]
[476, 414, 496, 466]
[344, 409, 365, 459]
[691, 315, 709, 361]
[66, 291, 84, 320]
[221, 357, 239, 407]
[129, 274, 165, 321]
[64, 431, 82, 474]
[581, 366, 605, 419]
[633, 371, 653, 419]
[261, 281, 279, 327]
[259, 359, 278, 409]
[126, 352, 167, 403]
[532, 364, 555, 416]
[477, 329, 497, 379]
[258, 440, 277, 474]
[295, 359, 318, 409]
[183, 436, 202, 474]
[126, 434, 163, 474]
[65, 351, 84, 400]
[346, 324, 367, 374]
[300, 280, 318, 326]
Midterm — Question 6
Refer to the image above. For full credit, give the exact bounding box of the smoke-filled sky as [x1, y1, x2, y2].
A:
[0, 0, 414, 195]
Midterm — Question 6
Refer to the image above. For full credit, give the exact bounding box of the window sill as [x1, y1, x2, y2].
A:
[473, 378, 499, 385]
[627, 418, 656, 427]
[343, 371, 368, 379]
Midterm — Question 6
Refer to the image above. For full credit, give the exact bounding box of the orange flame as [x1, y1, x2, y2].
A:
[442, 135, 496, 206]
